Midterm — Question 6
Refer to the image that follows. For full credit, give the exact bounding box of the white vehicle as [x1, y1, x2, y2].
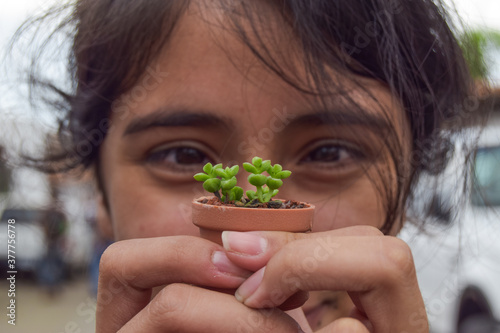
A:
[401, 114, 500, 332]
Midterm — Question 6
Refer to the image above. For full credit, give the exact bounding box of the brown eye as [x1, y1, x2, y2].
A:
[148, 147, 210, 166]
[306, 146, 343, 162]
[174, 147, 207, 164]
[302, 145, 362, 164]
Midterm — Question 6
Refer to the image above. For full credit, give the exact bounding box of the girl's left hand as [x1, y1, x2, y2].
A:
[222, 225, 429, 333]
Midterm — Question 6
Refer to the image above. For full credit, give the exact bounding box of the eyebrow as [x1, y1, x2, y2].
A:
[122, 107, 391, 137]
[288, 110, 391, 130]
[123, 109, 233, 136]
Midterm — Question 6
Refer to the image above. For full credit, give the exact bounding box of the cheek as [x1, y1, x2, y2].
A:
[107, 172, 199, 240]
[311, 177, 385, 232]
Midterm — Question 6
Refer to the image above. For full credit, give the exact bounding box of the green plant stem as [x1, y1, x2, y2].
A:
[213, 191, 221, 201]
[256, 186, 263, 202]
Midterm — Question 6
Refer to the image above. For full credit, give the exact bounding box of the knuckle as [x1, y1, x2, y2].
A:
[329, 317, 369, 332]
[280, 243, 307, 276]
[98, 241, 123, 278]
[148, 284, 189, 327]
[280, 243, 300, 267]
[266, 231, 308, 253]
[286, 232, 299, 243]
[356, 225, 384, 237]
[380, 237, 416, 280]
[275, 232, 304, 247]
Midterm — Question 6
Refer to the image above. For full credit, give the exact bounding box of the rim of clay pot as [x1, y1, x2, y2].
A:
[192, 196, 315, 232]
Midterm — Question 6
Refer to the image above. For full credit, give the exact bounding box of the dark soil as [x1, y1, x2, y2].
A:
[198, 197, 307, 209]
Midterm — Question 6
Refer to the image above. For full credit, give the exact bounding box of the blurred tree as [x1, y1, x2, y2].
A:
[459, 29, 500, 80]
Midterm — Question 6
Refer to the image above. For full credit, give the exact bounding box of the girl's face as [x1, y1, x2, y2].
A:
[97, 8, 411, 327]
[98, 9, 409, 249]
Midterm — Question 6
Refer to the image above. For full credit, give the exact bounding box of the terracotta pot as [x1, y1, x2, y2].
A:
[192, 196, 315, 246]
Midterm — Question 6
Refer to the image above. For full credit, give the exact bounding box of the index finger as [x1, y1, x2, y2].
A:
[234, 235, 427, 332]
[223, 225, 383, 271]
[96, 236, 251, 333]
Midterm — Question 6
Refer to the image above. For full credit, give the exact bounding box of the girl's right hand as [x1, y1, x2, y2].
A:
[95, 236, 305, 332]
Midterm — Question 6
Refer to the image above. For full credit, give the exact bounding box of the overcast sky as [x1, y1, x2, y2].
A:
[448, 0, 500, 30]
[1, 0, 500, 40]
[1, 0, 499, 61]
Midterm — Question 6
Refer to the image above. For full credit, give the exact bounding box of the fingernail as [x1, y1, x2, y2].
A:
[235, 266, 265, 303]
[211, 251, 251, 277]
[222, 231, 267, 256]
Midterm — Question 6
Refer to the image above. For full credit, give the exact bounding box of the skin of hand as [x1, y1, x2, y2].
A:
[95, 236, 309, 332]
[223, 226, 428, 332]
[93, 2, 424, 332]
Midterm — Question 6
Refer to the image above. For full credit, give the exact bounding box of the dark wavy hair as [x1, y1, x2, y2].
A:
[13, 0, 475, 233]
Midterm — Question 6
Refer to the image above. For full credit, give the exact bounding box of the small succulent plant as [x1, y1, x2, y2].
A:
[194, 156, 291, 205]
[193, 163, 243, 203]
[243, 157, 291, 203]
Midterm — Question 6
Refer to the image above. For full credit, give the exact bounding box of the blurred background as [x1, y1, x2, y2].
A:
[0, 0, 499, 332]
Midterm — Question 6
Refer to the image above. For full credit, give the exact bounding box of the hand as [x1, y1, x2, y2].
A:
[95, 236, 308, 332]
[223, 226, 429, 332]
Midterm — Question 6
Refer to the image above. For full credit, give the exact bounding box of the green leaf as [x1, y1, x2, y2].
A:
[214, 168, 227, 179]
[252, 156, 262, 168]
[221, 177, 237, 190]
[230, 186, 243, 201]
[277, 170, 291, 179]
[248, 174, 267, 187]
[229, 165, 239, 177]
[246, 190, 256, 200]
[203, 178, 221, 193]
[261, 160, 271, 172]
[193, 173, 210, 182]
[203, 163, 213, 174]
[269, 164, 282, 176]
[243, 162, 258, 174]
[266, 177, 283, 190]
[261, 187, 276, 203]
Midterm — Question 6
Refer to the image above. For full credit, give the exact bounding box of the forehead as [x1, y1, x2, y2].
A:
[142, 6, 297, 124]
[110, 3, 405, 138]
